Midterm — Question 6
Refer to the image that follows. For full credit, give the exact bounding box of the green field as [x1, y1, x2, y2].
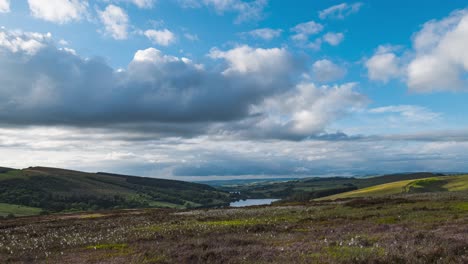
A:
[0, 203, 42, 217]
[321, 175, 468, 200]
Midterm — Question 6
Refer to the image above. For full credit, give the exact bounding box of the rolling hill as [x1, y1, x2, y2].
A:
[0, 167, 233, 216]
[320, 175, 468, 200]
[221, 172, 448, 201]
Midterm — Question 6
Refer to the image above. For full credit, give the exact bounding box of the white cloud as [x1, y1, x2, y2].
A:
[291, 20, 323, 41]
[4, 125, 468, 179]
[132, 47, 182, 63]
[369, 105, 441, 123]
[319, 2, 363, 20]
[98, 5, 129, 40]
[179, 0, 268, 23]
[312, 59, 346, 82]
[248, 82, 367, 139]
[106, 0, 156, 8]
[184, 33, 199, 41]
[368, 10, 468, 92]
[308, 38, 322, 50]
[131, 0, 155, 8]
[209, 45, 293, 76]
[0, 30, 51, 55]
[144, 29, 176, 46]
[407, 9, 468, 92]
[0, 0, 10, 13]
[323, 32, 344, 46]
[244, 28, 282, 41]
[365, 45, 402, 82]
[27, 0, 87, 24]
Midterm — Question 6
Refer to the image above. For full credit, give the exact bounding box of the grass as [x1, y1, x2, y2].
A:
[321, 175, 468, 200]
[0, 191, 466, 263]
[79, 213, 106, 219]
[0, 203, 42, 217]
[85, 243, 128, 250]
[319, 180, 416, 199]
[443, 175, 468, 191]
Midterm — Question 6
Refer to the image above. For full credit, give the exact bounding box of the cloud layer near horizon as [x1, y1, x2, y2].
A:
[2, 3, 468, 179]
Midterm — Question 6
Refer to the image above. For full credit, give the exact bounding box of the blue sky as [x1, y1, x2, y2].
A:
[1, 0, 468, 180]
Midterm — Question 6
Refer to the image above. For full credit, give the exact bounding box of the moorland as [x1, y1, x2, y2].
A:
[0, 167, 467, 263]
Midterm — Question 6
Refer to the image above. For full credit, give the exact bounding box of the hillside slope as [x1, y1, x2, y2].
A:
[320, 175, 468, 200]
[221, 172, 446, 201]
[0, 167, 232, 215]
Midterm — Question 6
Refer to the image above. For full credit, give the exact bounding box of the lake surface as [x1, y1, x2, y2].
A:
[229, 199, 280, 207]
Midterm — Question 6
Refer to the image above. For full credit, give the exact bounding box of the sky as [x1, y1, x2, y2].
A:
[1, 0, 468, 181]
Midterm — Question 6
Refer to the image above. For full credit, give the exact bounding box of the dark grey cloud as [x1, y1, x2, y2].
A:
[0, 29, 371, 141]
[0, 30, 299, 135]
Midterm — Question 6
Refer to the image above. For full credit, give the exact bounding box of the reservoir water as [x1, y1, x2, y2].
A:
[229, 199, 279, 207]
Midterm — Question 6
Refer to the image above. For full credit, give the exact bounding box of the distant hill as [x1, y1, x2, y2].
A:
[0, 167, 233, 216]
[320, 175, 468, 200]
[222, 172, 449, 201]
[0, 167, 14, 173]
[197, 178, 300, 187]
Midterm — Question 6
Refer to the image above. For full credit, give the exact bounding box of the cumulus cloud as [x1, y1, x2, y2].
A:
[27, 0, 88, 24]
[323, 32, 344, 46]
[407, 9, 468, 92]
[208, 45, 294, 77]
[0, 0, 10, 13]
[367, 10, 468, 92]
[365, 45, 402, 82]
[312, 59, 346, 82]
[0, 28, 370, 142]
[319, 2, 363, 20]
[0, 29, 309, 138]
[98, 5, 129, 40]
[242, 82, 368, 140]
[0, 30, 52, 54]
[179, 0, 268, 23]
[144, 29, 176, 46]
[291, 20, 323, 41]
[244, 28, 282, 41]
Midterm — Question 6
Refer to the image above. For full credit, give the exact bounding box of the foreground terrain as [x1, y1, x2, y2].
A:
[1, 191, 467, 263]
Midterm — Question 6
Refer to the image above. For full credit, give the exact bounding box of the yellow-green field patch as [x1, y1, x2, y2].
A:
[0, 203, 42, 217]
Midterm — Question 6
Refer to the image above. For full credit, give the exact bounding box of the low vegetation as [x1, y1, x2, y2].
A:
[0, 191, 466, 263]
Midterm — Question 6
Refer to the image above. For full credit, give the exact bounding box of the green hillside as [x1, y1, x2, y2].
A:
[321, 175, 468, 200]
[221, 172, 447, 201]
[0, 203, 42, 217]
[0, 167, 233, 216]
